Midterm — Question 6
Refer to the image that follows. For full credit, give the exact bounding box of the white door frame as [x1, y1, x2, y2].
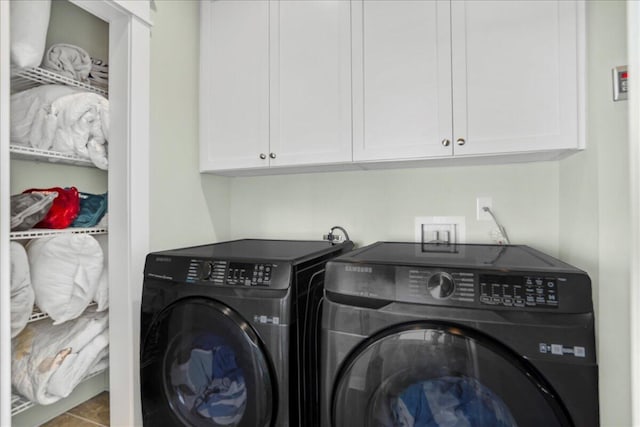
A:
[70, 2, 151, 425]
[0, 1, 150, 425]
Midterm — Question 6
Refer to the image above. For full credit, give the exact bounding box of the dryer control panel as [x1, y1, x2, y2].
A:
[185, 259, 291, 290]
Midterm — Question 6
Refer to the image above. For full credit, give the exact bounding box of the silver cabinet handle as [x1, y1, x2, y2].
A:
[441, 139, 451, 147]
[456, 138, 466, 146]
[269, 153, 276, 159]
[259, 153, 267, 159]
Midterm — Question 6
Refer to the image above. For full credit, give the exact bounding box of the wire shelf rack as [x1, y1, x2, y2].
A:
[10, 227, 108, 241]
[28, 302, 98, 324]
[11, 366, 108, 416]
[11, 66, 108, 97]
[10, 145, 103, 169]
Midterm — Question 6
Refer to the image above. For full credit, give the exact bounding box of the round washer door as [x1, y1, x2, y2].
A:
[332, 321, 573, 427]
[141, 297, 276, 427]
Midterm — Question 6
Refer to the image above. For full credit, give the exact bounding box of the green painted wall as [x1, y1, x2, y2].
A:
[148, 1, 631, 425]
[560, 2, 630, 425]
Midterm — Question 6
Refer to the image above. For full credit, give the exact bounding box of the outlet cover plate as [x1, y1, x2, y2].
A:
[415, 216, 466, 244]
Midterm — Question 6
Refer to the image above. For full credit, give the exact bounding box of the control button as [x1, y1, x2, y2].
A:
[427, 273, 456, 299]
[480, 296, 491, 304]
[201, 262, 213, 280]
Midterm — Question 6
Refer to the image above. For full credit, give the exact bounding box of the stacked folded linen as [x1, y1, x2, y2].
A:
[94, 235, 109, 312]
[10, 85, 109, 170]
[89, 58, 109, 89]
[42, 43, 92, 82]
[12, 307, 109, 405]
[10, 0, 51, 68]
[10, 242, 35, 338]
[27, 234, 105, 325]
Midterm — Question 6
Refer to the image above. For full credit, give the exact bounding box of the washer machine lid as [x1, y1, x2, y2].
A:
[141, 297, 277, 427]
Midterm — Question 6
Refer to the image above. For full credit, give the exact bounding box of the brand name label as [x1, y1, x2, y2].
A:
[345, 265, 372, 273]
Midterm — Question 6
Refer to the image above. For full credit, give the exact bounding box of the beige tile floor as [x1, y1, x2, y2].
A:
[40, 392, 109, 427]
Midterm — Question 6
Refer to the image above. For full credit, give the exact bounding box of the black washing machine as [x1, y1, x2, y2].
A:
[321, 242, 598, 427]
[140, 239, 353, 427]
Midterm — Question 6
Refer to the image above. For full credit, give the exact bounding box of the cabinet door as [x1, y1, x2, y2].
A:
[200, 0, 270, 171]
[269, 0, 352, 167]
[452, 0, 581, 156]
[352, 0, 453, 162]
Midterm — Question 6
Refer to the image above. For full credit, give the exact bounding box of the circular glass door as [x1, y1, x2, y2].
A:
[141, 297, 276, 427]
[332, 322, 572, 427]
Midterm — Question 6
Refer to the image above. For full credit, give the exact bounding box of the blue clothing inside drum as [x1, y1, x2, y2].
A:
[391, 376, 517, 427]
[170, 333, 247, 426]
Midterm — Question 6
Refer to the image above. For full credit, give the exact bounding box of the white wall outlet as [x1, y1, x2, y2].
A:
[415, 216, 466, 244]
[476, 197, 493, 221]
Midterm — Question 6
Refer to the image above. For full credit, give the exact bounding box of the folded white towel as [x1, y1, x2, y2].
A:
[10, 84, 79, 148]
[10, 85, 110, 170]
[50, 92, 110, 170]
[42, 43, 92, 82]
[89, 58, 109, 89]
[10, 242, 35, 338]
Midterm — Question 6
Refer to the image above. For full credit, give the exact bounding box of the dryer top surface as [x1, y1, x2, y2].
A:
[334, 242, 584, 274]
[152, 239, 350, 264]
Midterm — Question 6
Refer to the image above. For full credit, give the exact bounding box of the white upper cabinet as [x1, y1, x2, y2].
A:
[200, 0, 584, 175]
[200, 0, 270, 171]
[352, 0, 453, 161]
[200, 0, 351, 172]
[355, 0, 583, 161]
[270, 0, 352, 167]
[451, 0, 581, 156]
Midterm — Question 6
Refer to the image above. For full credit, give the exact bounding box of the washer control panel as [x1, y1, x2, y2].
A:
[185, 259, 289, 289]
[335, 264, 565, 310]
[479, 275, 559, 308]
[401, 268, 476, 305]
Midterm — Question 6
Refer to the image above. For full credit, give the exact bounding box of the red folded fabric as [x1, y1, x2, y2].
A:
[22, 187, 80, 229]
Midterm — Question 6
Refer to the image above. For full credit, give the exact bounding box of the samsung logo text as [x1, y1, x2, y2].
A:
[345, 266, 372, 273]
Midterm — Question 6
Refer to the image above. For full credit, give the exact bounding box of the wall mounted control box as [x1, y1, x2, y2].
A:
[613, 65, 628, 101]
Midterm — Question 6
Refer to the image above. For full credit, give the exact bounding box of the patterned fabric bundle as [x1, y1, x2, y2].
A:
[170, 333, 247, 426]
[391, 376, 517, 427]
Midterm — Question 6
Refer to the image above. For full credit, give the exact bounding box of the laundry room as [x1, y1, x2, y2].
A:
[0, 0, 637, 427]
